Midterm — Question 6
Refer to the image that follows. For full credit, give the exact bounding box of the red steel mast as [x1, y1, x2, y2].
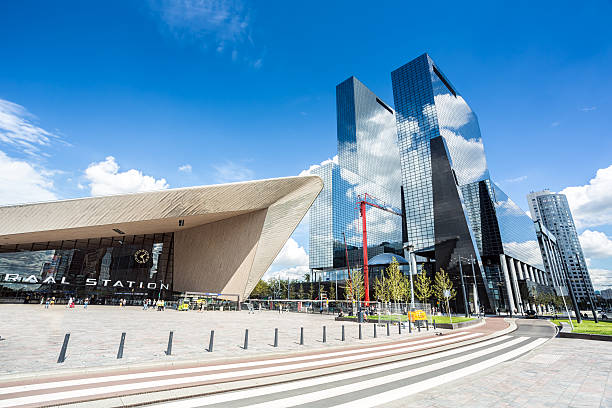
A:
[356, 193, 402, 306]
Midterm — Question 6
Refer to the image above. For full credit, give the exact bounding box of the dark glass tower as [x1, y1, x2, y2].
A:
[391, 54, 547, 313]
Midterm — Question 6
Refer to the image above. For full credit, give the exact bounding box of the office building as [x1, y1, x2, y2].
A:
[391, 53, 552, 314]
[309, 77, 404, 282]
[527, 190, 595, 301]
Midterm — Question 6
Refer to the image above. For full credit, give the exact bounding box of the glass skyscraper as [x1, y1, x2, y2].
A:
[309, 77, 403, 279]
[309, 54, 555, 313]
[391, 53, 550, 313]
[528, 190, 595, 302]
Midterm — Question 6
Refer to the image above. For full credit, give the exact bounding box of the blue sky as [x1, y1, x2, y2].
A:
[0, 1, 611, 287]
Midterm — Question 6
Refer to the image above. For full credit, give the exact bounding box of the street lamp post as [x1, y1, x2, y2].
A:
[470, 255, 479, 316]
[457, 259, 469, 318]
[335, 270, 338, 301]
[576, 256, 598, 323]
[403, 244, 415, 310]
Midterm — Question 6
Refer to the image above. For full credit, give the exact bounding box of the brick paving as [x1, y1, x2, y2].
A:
[0, 304, 455, 377]
[388, 336, 612, 408]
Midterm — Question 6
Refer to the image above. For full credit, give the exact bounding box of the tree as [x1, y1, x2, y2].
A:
[401, 275, 412, 304]
[386, 257, 404, 303]
[373, 276, 389, 302]
[329, 282, 336, 301]
[433, 268, 456, 314]
[298, 283, 305, 299]
[250, 280, 271, 299]
[414, 268, 433, 303]
[345, 269, 364, 301]
[303, 273, 311, 283]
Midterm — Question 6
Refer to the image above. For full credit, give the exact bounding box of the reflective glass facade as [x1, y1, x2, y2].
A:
[392, 54, 546, 313]
[308, 53, 553, 313]
[310, 77, 402, 272]
[0, 233, 174, 303]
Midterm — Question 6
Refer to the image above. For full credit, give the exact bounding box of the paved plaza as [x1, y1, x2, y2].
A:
[388, 336, 612, 408]
[0, 304, 444, 377]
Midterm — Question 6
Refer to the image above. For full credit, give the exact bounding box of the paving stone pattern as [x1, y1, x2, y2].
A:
[0, 304, 441, 376]
[389, 337, 612, 408]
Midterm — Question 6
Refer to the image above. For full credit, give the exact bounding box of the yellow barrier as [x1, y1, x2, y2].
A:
[408, 310, 427, 322]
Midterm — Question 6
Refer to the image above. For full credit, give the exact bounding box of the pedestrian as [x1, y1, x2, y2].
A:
[143, 299, 148, 310]
[84, 297, 89, 309]
[45, 297, 50, 309]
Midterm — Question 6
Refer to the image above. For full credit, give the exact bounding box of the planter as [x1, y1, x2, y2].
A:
[433, 318, 482, 330]
[558, 332, 612, 342]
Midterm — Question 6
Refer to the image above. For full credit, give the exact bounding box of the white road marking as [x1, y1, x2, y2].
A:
[330, 338, 548, 408]
[0, 331, 472, 396]
[148, 335, 512, 408]
[0, 333, 483, 407]
[237, 336, 531, 408]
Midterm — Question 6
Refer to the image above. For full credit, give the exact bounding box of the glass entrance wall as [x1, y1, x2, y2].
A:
[0, 233, 174, 304]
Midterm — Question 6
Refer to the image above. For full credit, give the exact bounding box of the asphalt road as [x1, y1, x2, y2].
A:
[145, 320, 555, 408]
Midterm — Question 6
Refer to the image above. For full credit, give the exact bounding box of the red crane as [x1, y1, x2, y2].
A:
[356, 193, 402, 305]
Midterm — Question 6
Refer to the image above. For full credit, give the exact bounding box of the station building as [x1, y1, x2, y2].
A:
[0, 176, 322, 304]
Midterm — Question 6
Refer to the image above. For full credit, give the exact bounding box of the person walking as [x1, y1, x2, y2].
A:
[84, 297, 89, 309]
[45, 298, 50, 309]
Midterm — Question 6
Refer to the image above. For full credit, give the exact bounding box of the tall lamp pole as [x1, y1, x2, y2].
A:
[403, 244, 415, 310]
[577, 256, 598, 323]
[457, 259, 469, 318]
[470, 255, 479, 315]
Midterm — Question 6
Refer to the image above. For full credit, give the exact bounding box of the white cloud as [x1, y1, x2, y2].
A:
[212, 160, 254, 183]
[504, 175, 528, 183]
[588, 268, 612, 290]
[264, 238, 309, 280]
[0, 150, 57, 205]
[579, 230, 612, 259]
[560, 164, 612, 228]
[298, 155, 338, 176]
[264, 265, 309, 281]
[580, 106, 596, 112]
[0, 98, 60, 156]
[84, 156, 169, 196]
[150, 0, 252, 56]
[178, 164, 192, 173]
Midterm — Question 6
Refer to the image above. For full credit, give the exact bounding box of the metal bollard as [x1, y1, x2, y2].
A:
[57, 333, 70, 363]
[165, 331, 173, 356]
[117, 332, 126, 359]
[300, 327, 304, 345]
[408, 320, 411, 333]
[342, 325, 345, 341]
[274, 328, 278, 347]
[418, 321, 421, 332]
[373, 323, 377, 338]
[359, 324, 362, 339]
[399, 321, 402, 334]
[433, 319, 437, 330]
[323, 326, 326, 343]
[426, 320, 429, 331]
[208, 330, 214, 352]
[387, 321, 390, 336]
[244, 329, 249, 350]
